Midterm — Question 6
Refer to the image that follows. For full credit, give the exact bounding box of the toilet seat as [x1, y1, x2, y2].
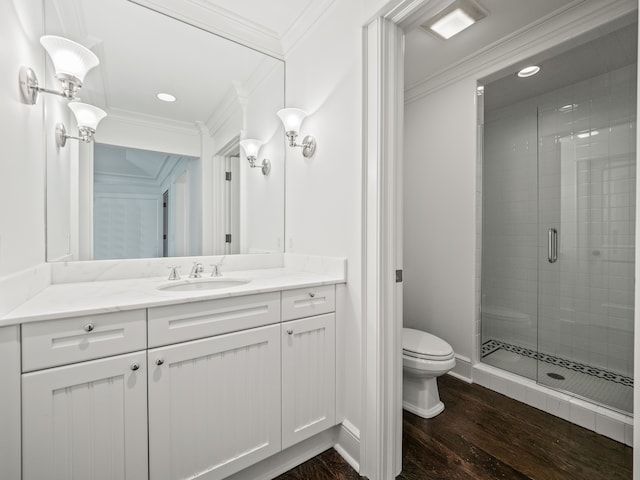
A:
[403, 328, 454, 361]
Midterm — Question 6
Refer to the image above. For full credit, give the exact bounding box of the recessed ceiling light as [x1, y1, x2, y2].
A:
[517, 66, 540, 78]
[157, 92, 176, 102]
[421, 0, 488, 41]
[577, 130, 599, 139]
[559, 103, 578, 112]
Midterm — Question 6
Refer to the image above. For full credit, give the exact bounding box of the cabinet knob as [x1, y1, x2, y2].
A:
[130, 362, 140, 371]
[287, 329, 293, 335]
[309, 292, 315, 298]
[155, 358, 164, 366]
[83, 323, 95, 332]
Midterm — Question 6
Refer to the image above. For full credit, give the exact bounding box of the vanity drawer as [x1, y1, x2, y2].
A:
[148, 292, 280, 347]
[21, 310, 147, 372]
[281, 285, 335, 321]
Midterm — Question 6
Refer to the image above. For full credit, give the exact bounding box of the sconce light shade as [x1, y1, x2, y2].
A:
[56, 102, 107, 148]
[239, 139, 263, 159]
[40, 35, 99, 84]
[240, 138, 270, 175]
[19, 36, 100, 105]
[68, 101, 106, 130]
[277, 108, 307, 134]
[276, 108, 316, 158]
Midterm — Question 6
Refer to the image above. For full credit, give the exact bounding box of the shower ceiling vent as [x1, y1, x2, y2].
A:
[421, 0, 488, 40]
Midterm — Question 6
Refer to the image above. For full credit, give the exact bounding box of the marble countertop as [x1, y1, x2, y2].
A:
[1, 267, 345, 326]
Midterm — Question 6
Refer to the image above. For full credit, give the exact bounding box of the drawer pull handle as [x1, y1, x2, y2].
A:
[130, 362, 140, 371]
[155, 358, 164, 366]
[83, 323, 95, 332]
[309, 292, 315, 298]
[287, 329, 293, 335]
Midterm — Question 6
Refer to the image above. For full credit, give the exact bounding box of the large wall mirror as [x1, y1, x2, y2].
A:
[45, 0, 285, 262]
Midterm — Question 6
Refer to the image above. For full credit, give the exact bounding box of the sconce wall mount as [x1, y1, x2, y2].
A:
[277, 108, 317, 158]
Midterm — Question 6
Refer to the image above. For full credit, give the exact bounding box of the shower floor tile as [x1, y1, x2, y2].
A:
[482, 340, 633, 414]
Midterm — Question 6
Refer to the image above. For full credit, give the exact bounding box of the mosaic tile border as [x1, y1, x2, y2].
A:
[482, 339, 634, 388]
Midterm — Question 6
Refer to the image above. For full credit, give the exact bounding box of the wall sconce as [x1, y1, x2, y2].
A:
[56, 102, 107, 148]
[276, 108, 317, 158]
[239, 139, 271, 176]
[19, 35, 100, 105]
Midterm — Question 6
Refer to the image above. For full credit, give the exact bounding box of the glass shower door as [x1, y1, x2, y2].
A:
[536, 65, 636, 413]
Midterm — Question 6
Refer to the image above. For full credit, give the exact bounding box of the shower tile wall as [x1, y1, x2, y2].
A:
[482, 64, 636, 378]
[482, 103, 538, 352]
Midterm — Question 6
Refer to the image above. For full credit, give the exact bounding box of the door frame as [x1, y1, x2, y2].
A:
[361, 2, 429, 478]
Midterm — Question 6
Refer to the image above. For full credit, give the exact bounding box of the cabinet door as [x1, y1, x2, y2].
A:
[148, 324, 281, 480]
[22, 351, 148, 480]
[281, 313, 336, 449]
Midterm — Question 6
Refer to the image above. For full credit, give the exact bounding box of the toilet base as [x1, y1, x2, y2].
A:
[402, 375, 446, 419]
[402, 399, 445, 419]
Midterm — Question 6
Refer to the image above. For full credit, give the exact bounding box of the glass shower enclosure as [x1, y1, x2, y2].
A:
[480, 17, 637, 414]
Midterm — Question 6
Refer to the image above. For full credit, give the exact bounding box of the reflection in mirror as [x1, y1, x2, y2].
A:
[45, 0, 285, 262]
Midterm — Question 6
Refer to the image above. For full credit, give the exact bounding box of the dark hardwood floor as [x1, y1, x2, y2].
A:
[275, 375, 633, 480]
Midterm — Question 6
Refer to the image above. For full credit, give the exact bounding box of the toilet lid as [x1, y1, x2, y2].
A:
[402, 328, 454, 360]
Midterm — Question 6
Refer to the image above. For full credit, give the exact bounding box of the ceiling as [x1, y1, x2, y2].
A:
[482, 15, 637, 112]
[403, 0, 578, 88]
[46, 0, 283, 131]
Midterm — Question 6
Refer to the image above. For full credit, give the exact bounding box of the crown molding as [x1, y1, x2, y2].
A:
[280, 0, 336, 55]
[404, 0, 636, 104]
[129, 0, 284, 59]
[129, 0, 337, 60]
[205, 86, 243, 137]
[206, 57, 282, 136]
[104, 107, 200, 136]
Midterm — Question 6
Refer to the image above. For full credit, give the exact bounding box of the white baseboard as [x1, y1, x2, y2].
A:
[225, 426, 339, 480]
[449, 354, 472, 382]
[334, 419, 360, 472]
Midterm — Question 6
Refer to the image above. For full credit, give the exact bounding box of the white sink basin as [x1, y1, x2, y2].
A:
[157, 278, 250, 292]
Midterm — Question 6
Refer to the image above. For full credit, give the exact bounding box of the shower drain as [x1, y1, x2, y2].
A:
[547, 372, 565, 380]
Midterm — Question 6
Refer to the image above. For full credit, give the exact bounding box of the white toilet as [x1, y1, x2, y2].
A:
[402, 327, 456, 418]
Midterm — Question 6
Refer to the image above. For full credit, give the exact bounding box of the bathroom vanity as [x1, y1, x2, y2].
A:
[0, 256, 345, 480]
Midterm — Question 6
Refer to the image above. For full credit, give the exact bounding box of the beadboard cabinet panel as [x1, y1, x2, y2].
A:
[148, 324, 281, 480]
[22, 351, 148, 480]
[282, 313, 336, 449]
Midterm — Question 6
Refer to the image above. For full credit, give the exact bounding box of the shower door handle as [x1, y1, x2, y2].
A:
[548, 228, 558, 263]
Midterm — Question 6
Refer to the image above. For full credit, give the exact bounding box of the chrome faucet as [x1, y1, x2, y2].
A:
[167, 265, 180, 280]
[189, 262, 204, 278]
[210, 264, 222, 277]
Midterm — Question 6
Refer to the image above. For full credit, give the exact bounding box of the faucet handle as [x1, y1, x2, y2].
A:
[210, 264, 222, 277]
[167, 265, 180, 280]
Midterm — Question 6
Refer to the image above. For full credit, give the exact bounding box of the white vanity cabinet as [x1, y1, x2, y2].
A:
[22, 351, 149, 480]
[281, 286, 336, 449]
[16, 283, 340, 480]
[20, 310, 149, 480]
[148, 324, 281, 480]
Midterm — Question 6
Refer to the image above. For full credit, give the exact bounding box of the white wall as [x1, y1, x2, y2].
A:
[283, 0, 390, 436]
[241, 63, 285, 253]
[0, 0, 45, 277]
[403, 78, 478, 365]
